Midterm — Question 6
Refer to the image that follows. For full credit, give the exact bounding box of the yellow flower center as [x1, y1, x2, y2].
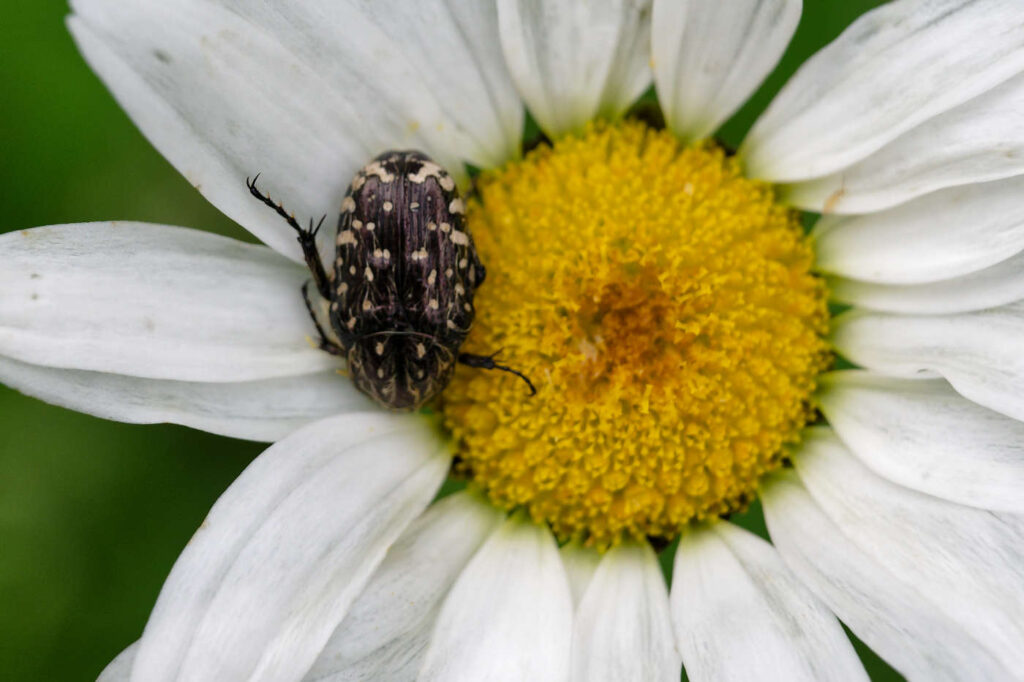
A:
[441, 121, 830, 548]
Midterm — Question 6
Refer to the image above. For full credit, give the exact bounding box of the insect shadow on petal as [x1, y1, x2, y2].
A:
[246, 150, 536, 410]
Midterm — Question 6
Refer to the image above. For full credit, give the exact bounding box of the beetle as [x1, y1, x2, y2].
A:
[246, 150, 534, 410]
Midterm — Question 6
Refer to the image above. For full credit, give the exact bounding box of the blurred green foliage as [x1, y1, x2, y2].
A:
[1, 1, 900, 680]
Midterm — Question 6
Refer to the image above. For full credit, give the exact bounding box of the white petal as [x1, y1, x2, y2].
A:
[68, 4, 359, 261]
[221, 0, 523, 170]
[743, 0, 1024, 183]
[0, 356, 370, 442]
[560, 542, 601, 610]
[814, 175, 1024, 284]
[763, 428, 1024, 681]
[784, 70, 1024, 213]
[98, 642, 138, 682]
[672, 523, 865, 682]
[819, 371, 1024, 513]
[596, 3, 653, 120]
[306, 492, 503, 682]
[652, 0, 801, 143]
[833, 303, 1024, 422]
[69, 0, 502, 259]
[418, 517, 573, 682]
[131, 412, 450, 682]
[571, 542, 678, 682]
[829, 248, 1024, 315]
[0, 223, 334, 382]
[440, 0, 526, 164]
[497, 0, 652, 139]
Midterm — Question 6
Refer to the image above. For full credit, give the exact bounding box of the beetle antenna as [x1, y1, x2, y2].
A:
[458, 352, 537, 396]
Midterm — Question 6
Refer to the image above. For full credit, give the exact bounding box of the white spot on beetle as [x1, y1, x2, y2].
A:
[364, 161, 395, 183]
[349, 265, 357, 275]
[375, 342, 385, 355]
[407, 161, 445, 184]
[449, 198, 465, 214]
[382, 200, 394, 212]
[338, 282, 349, 294]
[459, 258, 469, 269]
[464, 303, 472, 312]
[362, 300, 372, 312]
[377, 368, 385, 379]
[439, 175, 455, 192]
[416, 343, 427, 358]
[439, 222, 452, 233]
[337, 230, 357, 245]
[364, 266, 374, 282]
[352, 174, 367, 190]
[428, 298, 439, 310]
[341, 196, 356, 212]
[455, 283, 465, 296]
[451, 230, 469, 246]
[427, 269, 437, 285]
[411, 248, 428, 261]
[445, 268, 454, 278]
[352, 219, 363, 229]
[427, 221, 438, 231]
[366, 222, 376, 231]
[409, 201, 420, 211]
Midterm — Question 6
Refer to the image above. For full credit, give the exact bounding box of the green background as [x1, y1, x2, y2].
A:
[0, 1, 900, 680]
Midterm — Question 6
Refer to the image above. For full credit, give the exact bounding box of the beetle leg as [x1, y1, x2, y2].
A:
[301, 281, 346, 357]
[246, 174, 333, 300]
[458, 351, 537, 396]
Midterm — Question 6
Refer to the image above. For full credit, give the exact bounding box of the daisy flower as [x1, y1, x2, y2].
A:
[3, 0, 1024, 680]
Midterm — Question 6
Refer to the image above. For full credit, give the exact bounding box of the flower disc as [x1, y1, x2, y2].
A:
[442, 121, 831, 547]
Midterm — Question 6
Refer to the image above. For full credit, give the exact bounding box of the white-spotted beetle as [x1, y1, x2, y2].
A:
[247, 150, 534, 410]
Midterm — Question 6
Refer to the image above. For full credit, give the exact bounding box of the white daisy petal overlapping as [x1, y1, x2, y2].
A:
[307, 492, 504, 681]
[671, 523, 866, 682]
[571, 543, 678, 682]
[496, 0, 653, 139]
[418, 516, 574, 682]
[652, 0, 801, 144]
[764, 429, 1024, 680]
[742, 0, 1024, 185]
[819, 371, 1024, 513]
[814, 175, 1024, 284]
[0, 222, 371, 440]
[133, 413, 450, 682]
[0, 223, 331, 381]
[833, 303, 1024, 422]
[2, 0, 1023, 680]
